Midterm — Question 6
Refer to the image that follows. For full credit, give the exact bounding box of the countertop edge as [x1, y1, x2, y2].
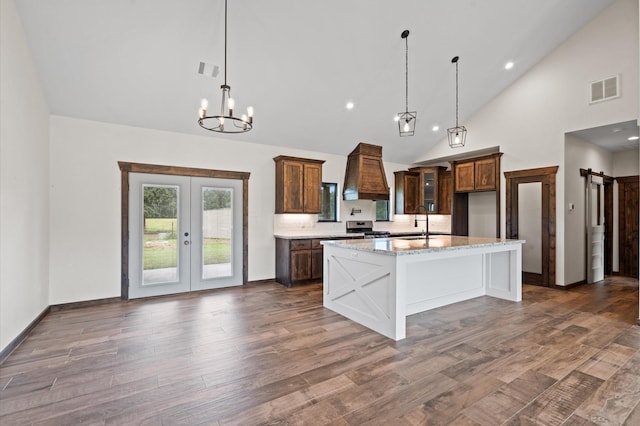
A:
[321, 236, 525, 256]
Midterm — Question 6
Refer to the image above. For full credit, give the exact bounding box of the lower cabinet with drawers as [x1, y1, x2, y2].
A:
[275, 236, 361, 287]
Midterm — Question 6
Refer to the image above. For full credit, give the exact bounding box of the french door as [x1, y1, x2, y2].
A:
[128, 173, 243, 299]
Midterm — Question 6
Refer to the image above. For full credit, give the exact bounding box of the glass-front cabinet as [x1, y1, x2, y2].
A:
[408, 166, 450, 214]
[394, 166, 452, 215]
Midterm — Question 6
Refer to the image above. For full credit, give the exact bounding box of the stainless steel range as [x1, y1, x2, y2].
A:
[345, 220, 391, 238]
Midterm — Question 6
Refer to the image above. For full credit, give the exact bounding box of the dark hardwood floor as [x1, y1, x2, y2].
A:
[1, 276, 639, 425]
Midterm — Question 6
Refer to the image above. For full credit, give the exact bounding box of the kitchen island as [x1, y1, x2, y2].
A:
[322, 236, 524, 340]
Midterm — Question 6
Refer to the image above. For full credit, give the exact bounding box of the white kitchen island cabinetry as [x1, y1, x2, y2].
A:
[322, 236, 524, 341]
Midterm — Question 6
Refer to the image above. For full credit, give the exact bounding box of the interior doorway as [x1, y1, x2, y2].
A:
[505, 166, 558, 287]
[119, 162, 250, 300]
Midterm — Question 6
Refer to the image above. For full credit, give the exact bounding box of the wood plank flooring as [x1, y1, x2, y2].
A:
[1, 276, 638, 425]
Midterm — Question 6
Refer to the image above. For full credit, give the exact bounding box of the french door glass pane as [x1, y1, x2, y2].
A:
[202, 187, 233, 279]
[142, 184, 179, 285]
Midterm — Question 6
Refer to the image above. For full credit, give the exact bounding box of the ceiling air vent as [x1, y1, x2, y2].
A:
[590, 75, 619, 104]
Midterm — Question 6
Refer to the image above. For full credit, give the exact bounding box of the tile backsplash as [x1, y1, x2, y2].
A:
[273, 213, 451, 235]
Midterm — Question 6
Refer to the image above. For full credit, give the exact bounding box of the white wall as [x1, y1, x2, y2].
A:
[468, 192, 496, 238]
[564, 134, 613, 284]
[0, 0, 50, 352]
[49, 116, 412, 304]
[613, 148, 640, 176]
[418, 0, 638, 285]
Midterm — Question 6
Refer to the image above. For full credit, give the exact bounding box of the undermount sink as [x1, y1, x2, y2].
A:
[396, 236, 428, 240]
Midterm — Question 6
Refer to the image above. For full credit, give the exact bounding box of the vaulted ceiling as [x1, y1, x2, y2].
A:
[15, 0, 615, 163]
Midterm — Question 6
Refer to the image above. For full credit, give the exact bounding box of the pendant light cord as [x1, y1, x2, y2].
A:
[223, 0, 228, 87]
[455, 60, 458, 126]
[404, 35, 409, 114]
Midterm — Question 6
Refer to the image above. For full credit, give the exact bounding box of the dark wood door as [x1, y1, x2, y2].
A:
[455, 162, 475, 192]
[281, 160, 304, 213]
[311, 248, 323, 280]
[618, 176, 639, 278]
[303, 163, 322, 213]
[394, 171, 419, 214]
[438, 170, 452, 215]
[475, 157, 497, 191]
[290, 250, 312, 282]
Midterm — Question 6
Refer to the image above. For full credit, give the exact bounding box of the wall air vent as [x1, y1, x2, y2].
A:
[197, 61, 219, 78]
[589, 75, 619, 104]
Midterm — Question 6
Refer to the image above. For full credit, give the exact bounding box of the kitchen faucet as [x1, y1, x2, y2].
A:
[414, 204, 430, 240]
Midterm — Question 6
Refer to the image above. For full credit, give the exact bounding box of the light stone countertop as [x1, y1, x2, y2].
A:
[321, 235, 525, 256]
[274, 231, 451, 240]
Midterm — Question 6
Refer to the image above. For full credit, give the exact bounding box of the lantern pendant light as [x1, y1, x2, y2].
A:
[396, 30, 416, 137]
[198, 0, 253, 133]
[447, 56, 466, 148]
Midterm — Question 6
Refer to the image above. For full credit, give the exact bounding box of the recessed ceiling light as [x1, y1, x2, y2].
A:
[628, 136, 639, 141]
[346, 102, 354, 110]
[504, 61, 514, 70]
[432, 125, 439, 132]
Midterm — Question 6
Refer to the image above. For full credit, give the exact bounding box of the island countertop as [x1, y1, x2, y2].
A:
[321, 235, 525, 256]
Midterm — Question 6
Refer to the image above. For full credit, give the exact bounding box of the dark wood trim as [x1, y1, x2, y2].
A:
[615, 175, 639, 183]
[247, 278, 277, 286]
[0, 306, 50, 365]
[120, 167, 130, 300]
[604, 180, 613, 276]
[504, 166, 560, 180]
[243, 177, 249, 285]
[552, 280, 586, 290]
[50, 297, 122, 312]
[523, 272, 544, 285]
[505, 166, 558, 287]
[579, 168, 614, 184]
[118, 161, 250, 180]
[118, 162, 251, 300]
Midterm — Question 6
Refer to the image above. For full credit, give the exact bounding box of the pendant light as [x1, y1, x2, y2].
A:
[396, 30, 416, 137]
[198, 0, 253, 133]
[447, 56, 466, 148]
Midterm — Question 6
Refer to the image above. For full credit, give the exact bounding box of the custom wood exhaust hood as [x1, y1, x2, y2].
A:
[342, 143, 390, 201]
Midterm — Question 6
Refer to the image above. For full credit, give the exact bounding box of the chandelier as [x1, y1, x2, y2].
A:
[396, 30, 416, 137]
[198, 0, 253, 133]
[447, 56, 466, 148]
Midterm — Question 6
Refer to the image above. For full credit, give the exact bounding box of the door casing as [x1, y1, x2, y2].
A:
[505, 166, 558, 287]
[119, 162, 250, 300]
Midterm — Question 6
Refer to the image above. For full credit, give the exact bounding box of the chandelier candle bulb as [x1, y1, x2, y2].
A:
[227, 98, 234, 115]
[247, 106, 254, 123]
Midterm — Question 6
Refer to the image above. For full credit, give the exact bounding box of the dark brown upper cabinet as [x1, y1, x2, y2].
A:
[395, 167, 452, 215]
[394, 171, 420, 214]
[453, 153, 502, 193]
[274, 156, 325, 213]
